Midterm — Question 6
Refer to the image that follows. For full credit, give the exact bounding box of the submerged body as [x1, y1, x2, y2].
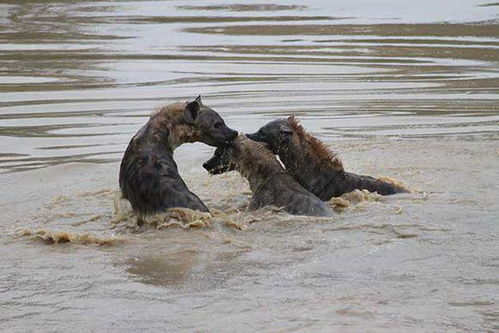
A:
[247, 116, 408, 201]
[119, 96, 237, 218]
[203, 134, 334, 217]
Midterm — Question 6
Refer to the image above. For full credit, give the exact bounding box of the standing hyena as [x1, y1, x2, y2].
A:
[203, 134, 334, 217]
[247, 116, 408, 200]
[119, 96, 238, 218]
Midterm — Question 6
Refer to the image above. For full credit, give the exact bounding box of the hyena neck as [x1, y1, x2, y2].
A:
[147, 108, 198, 150]
[277, 131, 344, 196]
[236, 141, 285, 193]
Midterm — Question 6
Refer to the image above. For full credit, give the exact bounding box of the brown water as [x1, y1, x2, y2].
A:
[1, 1, 498, 332]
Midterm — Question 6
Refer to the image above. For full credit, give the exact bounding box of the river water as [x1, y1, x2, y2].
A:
[1, 0, 498, 332]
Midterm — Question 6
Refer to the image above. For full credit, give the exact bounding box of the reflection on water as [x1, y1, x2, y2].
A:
[0, 0, 498, 173]
[126, 249, 199, 287]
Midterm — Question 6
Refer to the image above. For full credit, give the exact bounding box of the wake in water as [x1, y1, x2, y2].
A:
[10, 159, 415, 248]
[112, 185, 414, 232]
[16, 228, 124, 246]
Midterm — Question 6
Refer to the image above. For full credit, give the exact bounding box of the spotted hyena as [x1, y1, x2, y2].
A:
[203, 134, 334, 217]
[119, 96, 238, 218]
[247, 116, 408, 200]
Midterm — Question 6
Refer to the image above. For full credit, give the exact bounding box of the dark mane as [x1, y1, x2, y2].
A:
[287, 116, 343, 171]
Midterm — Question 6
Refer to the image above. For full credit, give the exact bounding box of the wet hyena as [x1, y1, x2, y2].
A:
[119, 96, 238, 218]
[247, 116, 408, 200]
[203, 134, 334, 217]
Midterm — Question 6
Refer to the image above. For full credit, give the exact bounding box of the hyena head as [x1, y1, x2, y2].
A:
[184, 95, 238, 147]
[202, 134, 249, 175]
[202, 134, 251, 175]
[203, 134, 278, 176]
[246, 116, 294, 154]
[202, 145, 235, 175]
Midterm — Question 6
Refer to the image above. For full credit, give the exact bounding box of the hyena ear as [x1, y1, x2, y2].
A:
[195, 95, 203, 105]
[184, 99, 200, 124]
[287, 115, 295, 122]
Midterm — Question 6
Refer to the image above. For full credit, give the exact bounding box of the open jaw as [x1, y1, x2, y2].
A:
[202, 146, 233, 175]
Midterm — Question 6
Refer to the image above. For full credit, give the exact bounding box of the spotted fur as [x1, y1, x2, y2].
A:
[203, 134, 334, 217]
[247, 116, 408, 200]
[119, 96, 237, 218]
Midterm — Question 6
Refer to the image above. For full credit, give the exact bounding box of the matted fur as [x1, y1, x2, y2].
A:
[287, 116, 344, 171]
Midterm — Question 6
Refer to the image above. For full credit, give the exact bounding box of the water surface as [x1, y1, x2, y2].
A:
[0, 1, 498, 332]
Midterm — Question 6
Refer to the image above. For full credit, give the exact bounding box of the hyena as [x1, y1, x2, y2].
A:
[119, 96, 238, 218]
[247, 116, 408, 201]
[203, 134, 334, 217]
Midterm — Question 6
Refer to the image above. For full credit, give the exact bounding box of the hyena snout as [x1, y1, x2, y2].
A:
[198, 113, 238, 147]
[213, 126, 238, 144]
[184, 95, 238, 147]
[246, 132, 263, 142]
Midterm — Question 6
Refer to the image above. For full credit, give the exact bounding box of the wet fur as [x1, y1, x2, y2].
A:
[203, 135, 334, 217]
[119, 99, 237, 218]
[249, 116, 408, 200]
[287, 116, 344, 171]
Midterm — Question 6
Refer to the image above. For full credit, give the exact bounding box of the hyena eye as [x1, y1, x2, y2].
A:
[214, 122, 223, 129]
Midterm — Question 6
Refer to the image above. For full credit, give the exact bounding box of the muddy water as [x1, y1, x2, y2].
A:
[1, 0, 498, 332]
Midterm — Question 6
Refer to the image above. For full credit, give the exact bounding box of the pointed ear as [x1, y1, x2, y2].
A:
[184, 99, 200, 124]
[287, 115, 295, 123]
[195, 95, 202, 105]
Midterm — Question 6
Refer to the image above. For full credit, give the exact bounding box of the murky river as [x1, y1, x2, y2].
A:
[1, 0, 498, 331]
